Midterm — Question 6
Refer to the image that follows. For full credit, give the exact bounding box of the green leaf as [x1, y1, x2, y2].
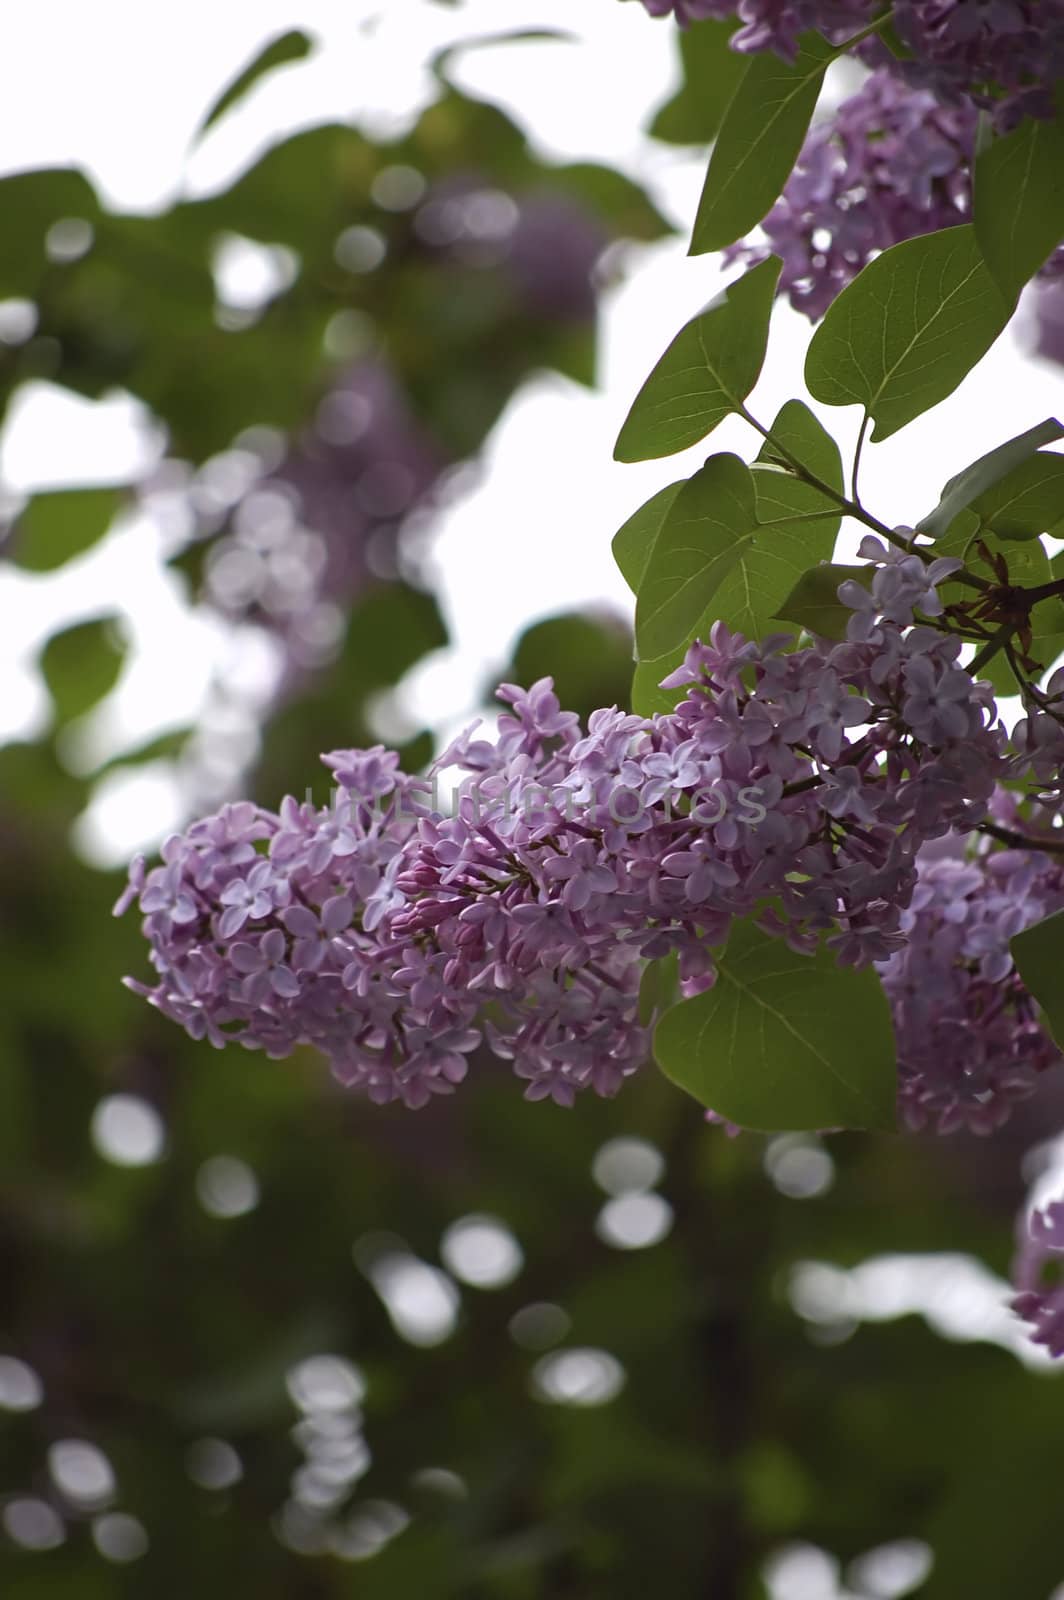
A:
[638, 953, 679, 1028]
[40, 616, 125, 724]
[195, 30, 314, 140]
[340, 582, 448, 686]
[0, 167, 100, 296]
[431, 27, 579, 84]
[936, 515, 1051, 593]
[1011, 910, 1064, 1051]
[612, 481, 684, 594]
[805, 225, 1011, 442]
[634, 409, 841, 659]
[614, 257, 780, 463]
[654, 917, 898, 1132]
[635, 454, 758, 660]
[649, 18, 747, 146]
[967, 451, 1064, 542]
[97, 726, 192, 775]
[707, 399, 843, 639]
[774, 563, 870, 641]
[753, 397, 843, 494]
[510, 612, 634, 723]
[974, 106, 1064, 302]
[711, 463, 840, 641]
[7, 486, 122, 573]
[550, 161, 672, 244]
[630, 656, 688, 717]
[1024, 548, 1064, 685]
[690, 33, 834, 255]
[917, 418, 1064, 539]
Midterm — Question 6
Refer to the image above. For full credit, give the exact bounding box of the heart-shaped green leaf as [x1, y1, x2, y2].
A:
[614, 257, 780, 462]
[805, 225, 1011, 442]
[655, 917, 898, 1132]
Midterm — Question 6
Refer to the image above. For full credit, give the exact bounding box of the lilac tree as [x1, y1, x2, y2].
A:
[119, 0, 1064, 1372]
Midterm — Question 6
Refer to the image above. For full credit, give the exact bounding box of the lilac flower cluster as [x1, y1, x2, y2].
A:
[728, 70, 1064, 318]
[730, 70, 975, 318]
[879, 827, 1064, 1135]
[885, 0, 1064, 128]
[1012, 1200, 1064, 1356]
[413, 179, 609, 324]
[637, 0, 874, 54]
[638, 0, 1064, 125]
[1013, 667, 1064, 810]
[1033, 281, 1064, 368]
[119, 541, 1007, 1110]
[188, 360, 443, 676]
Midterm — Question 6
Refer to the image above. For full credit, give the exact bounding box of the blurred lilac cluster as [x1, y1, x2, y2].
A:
[199, 361, 444, 672]
[193, 180, 609, 673]
[120, 545, 1017, 1113]
[1012, 1200, 1064, 1355]
[1033, 280, 1064, 366]
[413, 178, 608, 323]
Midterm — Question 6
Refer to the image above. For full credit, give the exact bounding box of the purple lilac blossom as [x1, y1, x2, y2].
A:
[639, 0, 1064, 123]
[506, 194, 609, 322]
[637, 0, 874, 53]
[729, 71, 975, 318]
[878, 821, 1064, 1135]
[1012, 1200, 1064, 1355]
[119, 542, 1010, 1112]
[883, 0, 1064, 128]
[1033, 279, 1064, 366]
[729, 70, 1064, 318]
[1012, 663, 1064, 812]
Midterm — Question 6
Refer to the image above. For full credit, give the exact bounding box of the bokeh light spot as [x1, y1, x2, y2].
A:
[2, 1498, 65, 1550]
[440, 1214, 523, 1288]
[91, 1094, 165, 1167]
[196, 1155, 260, 1219]
[93, 1512, 149, 1563]
[591, 1136, 664, 1196]
[48, 1440, 115, 1509]
[532, 1348, 625, 1407]
[508, 1302, 571, 1351]
[186, 1437, 243, 1491]
[0, 1355, 44, 1412]
[286, 1355, 366, 1415]
[847, 1539, 934, 1598]
[595, 1191, 673, 1251]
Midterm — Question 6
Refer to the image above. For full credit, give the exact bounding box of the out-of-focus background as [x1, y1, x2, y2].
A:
[3, 4, 1064, 1595]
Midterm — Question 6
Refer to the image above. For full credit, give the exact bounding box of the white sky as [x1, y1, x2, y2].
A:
[1, 0, 1062, 861]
